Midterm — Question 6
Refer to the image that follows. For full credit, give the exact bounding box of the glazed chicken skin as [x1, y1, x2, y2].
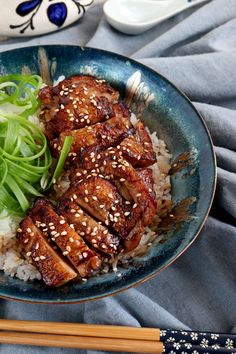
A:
[17, 75, 159, 287]
[50, 103, 132, 165]
[60, 176, 143, 240]
[58, 199, 120, 256]
[17, 216, 78, 287]
[39, 75, 120, 140]
[29, 198, 101, 278]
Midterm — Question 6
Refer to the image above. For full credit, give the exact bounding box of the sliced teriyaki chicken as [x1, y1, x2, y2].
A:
[136, 168, 156, 202]
[50, 105, 133, 165]
[71, 156, 157, 228]
[58, 199, 120, 255]
[60, 176, 142, 240]
[120, 121, 157, 167]
[17, 216, 78, 287]
[29, 198, 101, 278]
[68, 120, 155, 172]
[38, 75, 120, 140]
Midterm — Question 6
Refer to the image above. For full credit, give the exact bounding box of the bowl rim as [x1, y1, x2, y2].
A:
[0, 45, 217, 304]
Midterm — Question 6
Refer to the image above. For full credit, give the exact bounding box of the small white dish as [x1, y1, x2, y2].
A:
[103, 0, 210, 35]
[0, 0, 93, 37]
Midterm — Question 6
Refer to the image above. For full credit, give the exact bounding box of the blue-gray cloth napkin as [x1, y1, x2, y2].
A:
[0, 0, 236, 353]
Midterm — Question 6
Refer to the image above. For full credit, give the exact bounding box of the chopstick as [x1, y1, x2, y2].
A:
[0, 320, 235, 353]
[0, 319, 160, 340]
[0, 331, 163, 353]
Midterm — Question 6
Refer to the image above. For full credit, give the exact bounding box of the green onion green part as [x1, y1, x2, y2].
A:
[0, 74, 73, 216]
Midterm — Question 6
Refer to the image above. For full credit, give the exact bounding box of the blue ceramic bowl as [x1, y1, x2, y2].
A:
[0, 45, 216, 303]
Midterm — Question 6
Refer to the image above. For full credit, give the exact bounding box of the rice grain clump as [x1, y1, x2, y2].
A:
[0, 113, 171, 282]
[0, 213, 41, 281]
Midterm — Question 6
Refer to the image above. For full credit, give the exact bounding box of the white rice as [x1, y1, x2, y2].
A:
[0, 112, 171, 283]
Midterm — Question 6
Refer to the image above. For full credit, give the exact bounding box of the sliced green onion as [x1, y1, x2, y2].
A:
[48, 136, 73, 188]
[0, 74, 73, 215]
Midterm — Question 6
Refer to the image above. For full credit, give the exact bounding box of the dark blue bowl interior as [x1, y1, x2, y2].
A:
[0, 45, 216, 303]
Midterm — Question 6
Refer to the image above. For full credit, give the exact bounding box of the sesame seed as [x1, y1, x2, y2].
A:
[92, 196, 98, 201]
[80, 232, 85, 236]
[103, 230, 108, 235]
[34, 257, 40, 261]
[133, 203, 138, 209]
[115, 200, 119, 204]
[61, 231, 67, 236]
[60, 104, 65, 109]
[85, 189, 88, 195]
[50, 226, 55, 230]
[35, 242, 39, 250]
[114, 217, 118, 222]
[51, 231, 57, 236]
[136, 193, 141, 197]
[66, 246, 71, 252]
[63, 251, 69, 256]
[26, 252, 31, 257]
[73, 194, 77, 199]
[40, 256, 46, 260]
[69, 237, 74, 242]
[30, 232, 34, 237]
[49, 222, 54, 226]
[26, 228, 31, 233]
[23, 239, 29, 244]
[96, 185, 101, 190]
[108, 193, 113, 198]
[75, 213, 80, 217]
[105, 220, 109, 225]
[91, 239, 97, 244]
[83, 252, 88, 258]
[148, 188, 153, 192]
[70, 209, 76, 213]
[125, 201, 131, 205]
[114, 212, 120, 217]
[120, 178, 125, 182]
[124, 212, 130, 216]
[82, 221, 87, 227]
[60, 220, 66, 225]
[84, 197, 89, 203]
[76, 172, 82, 177]
[101, 244, 107, 249]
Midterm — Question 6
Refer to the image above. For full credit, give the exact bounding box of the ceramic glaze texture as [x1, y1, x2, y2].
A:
[0, 0, 93, 37]
[103, 0, 209, 35]
[0, 45, 216, 303]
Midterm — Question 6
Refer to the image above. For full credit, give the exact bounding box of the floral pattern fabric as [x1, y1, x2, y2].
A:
[161, 330, 236, 353]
